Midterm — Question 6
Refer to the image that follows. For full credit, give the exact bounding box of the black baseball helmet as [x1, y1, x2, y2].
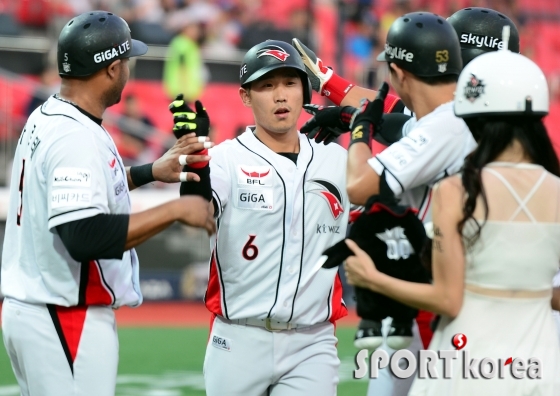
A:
[57, 11, 148, 77]
[377, 12, 462, 77]
[239, 40, 312, 104]
[448, 7, 520, 66]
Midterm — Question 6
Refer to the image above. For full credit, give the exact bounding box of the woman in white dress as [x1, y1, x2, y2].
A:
[343, 46, 560, 394]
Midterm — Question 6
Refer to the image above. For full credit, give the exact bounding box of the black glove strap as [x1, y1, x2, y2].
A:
[130, 163, 155, 187]
[349, 123, 372, 148]
[179, 165, 212, 202]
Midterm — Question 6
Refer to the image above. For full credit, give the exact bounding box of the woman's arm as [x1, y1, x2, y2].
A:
[344, 176, 466, 317]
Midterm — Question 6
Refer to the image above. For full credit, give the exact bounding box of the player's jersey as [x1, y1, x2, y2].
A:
[1, 96, 142, 308]
[368, 102, 476, 222]
[206, 128, 349, 325]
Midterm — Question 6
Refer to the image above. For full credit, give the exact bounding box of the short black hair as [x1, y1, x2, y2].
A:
[387, 62, 458, 86]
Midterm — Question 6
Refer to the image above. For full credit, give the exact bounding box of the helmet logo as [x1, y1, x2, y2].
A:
[257, 45, 290, 62]
[384, 43, 414, 62]
[62, 53, 71, 72]
[460, 33, 504, 50]
[464, 74, 486, 102]
[93, 40, 131, 64]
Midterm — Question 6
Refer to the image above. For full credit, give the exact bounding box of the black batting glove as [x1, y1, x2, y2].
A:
[169, 94, 210, 139]
[349, 82, 389, 147]
[300, 104, 355, 145]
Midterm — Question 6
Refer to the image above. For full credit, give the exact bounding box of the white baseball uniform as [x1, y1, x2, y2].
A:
[366, 101, 477, 396]
[203, 128, 350, 396]
[369, 102, 476, 222]
[554, 270, 560, 343]
[1, 95, 142, 396]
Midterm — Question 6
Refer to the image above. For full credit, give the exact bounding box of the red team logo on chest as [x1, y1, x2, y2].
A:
[241, 168, 270, 178]
[237, 165, 273, 186]
[307, 179, 345, 220]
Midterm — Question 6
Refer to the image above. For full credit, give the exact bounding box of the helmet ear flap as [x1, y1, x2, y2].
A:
[297, 70, 312, 104]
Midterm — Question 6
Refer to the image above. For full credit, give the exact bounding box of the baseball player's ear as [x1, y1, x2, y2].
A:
[389, 63, 406, 85]
[239, 87, 252, 107]
[106, 59, 122, 79]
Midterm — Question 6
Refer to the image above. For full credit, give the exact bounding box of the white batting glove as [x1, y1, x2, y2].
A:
[292, 38, 333, 94]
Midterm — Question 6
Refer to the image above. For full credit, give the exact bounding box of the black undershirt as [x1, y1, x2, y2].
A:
[55, 94, 103, 125]
[57, 214, 129, 262]
[278, 152, 299, 164]
[54, 96, 128, 262]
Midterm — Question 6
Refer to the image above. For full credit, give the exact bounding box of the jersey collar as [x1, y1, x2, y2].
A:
[238, 127, 313, 171]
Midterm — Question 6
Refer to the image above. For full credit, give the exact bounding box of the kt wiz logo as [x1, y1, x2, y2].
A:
[307, 179, 344, 220]
[256, 45, 291, 62]
[354, 332, 542, 380]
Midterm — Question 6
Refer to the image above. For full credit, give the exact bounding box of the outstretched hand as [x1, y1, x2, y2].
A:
[343, 239, 380, 289]
[348, 82, 389, 145]
[300, 104, 355, 144]
[152, 133, 213, 183]
[169, 94, 210, 139]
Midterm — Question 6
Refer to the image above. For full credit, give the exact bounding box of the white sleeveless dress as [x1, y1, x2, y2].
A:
[409, 163, 560, 396]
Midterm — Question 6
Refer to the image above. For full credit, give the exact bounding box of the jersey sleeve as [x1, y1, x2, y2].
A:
[367, 117, 465, 195]
[209, 146, 231, 219]
[45, 130, 110, 230]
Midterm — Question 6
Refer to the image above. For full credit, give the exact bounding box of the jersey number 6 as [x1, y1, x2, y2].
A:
[242, 235, 259, 261]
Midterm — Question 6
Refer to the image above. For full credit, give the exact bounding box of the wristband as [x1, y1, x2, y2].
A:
[180, 164, 211, 201]
[384, 94, 403, 113]
[188, 148, 209, 169]
[130, 163, 155, 187]
[349, 123, 373, 148]
[322, 73, 355, 106]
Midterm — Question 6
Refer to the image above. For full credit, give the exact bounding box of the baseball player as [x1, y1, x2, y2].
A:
[292, 7, 521, 145]
[1, 11, 215, 396]
[172, 40, 350, 396]
[292, 9, 522, 396]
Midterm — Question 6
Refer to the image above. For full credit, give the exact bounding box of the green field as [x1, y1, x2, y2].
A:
[0, 327, 368, 395]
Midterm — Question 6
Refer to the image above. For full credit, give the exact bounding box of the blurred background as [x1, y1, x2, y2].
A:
[0, 0, 559, 304]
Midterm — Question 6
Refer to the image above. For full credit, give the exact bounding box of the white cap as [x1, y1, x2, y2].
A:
[454, 50, 549, 118]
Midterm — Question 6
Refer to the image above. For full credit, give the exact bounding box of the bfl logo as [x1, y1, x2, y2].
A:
[354, 333, 542, 380]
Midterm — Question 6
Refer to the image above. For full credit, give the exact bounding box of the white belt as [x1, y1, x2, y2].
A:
[228, 317, 313, 332]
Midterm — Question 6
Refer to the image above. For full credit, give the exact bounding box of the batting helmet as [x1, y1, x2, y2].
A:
[454, 50, 548, 119]
[239, 40, 313, 104]
[57, 11, 148, 77]
[377, 12, 462, 77]
[448, 7, 520, 66]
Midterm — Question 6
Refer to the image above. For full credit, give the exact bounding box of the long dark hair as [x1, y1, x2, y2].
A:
[459, 115, 560, 246]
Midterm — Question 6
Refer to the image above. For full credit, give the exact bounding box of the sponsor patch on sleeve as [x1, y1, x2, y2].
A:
[237, 165, 273, 187]
[51, 189, 92, 209]
[382, 146, 412, 171]
[53, 168, 92, 187]
[235, 188, 273, 211]
[113, 178, 127, 201]
[403, 130, 431, 151]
